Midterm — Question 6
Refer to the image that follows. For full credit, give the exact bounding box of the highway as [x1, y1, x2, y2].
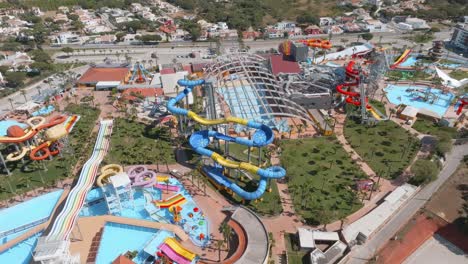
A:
[346, 144, 468, 264]
[50, 30, 456, 65]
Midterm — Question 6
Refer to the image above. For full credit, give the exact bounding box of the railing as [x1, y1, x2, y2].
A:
[0, 217, 49, 238]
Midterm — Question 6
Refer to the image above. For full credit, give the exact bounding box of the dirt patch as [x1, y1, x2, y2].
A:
[426, 165, 468, 222]
[376, 211, 447, 264]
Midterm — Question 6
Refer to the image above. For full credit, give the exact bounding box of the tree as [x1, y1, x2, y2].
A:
[116, 32, 126, 42]
[5, 71, 26, 87]
[140, 34, 162, 43]
[216, 240, 224, 261]
[30, 49, 51, 62]
[1, 42, 21, 51]
[409, 159, 439, 186]
[435, 134, 452, 157]
[7, 98, 14, 110]
[296, 13, 319, 25]
[20, 89, 27, 102]
[61, 47, 74, 56]
[361, 32, 374, 42]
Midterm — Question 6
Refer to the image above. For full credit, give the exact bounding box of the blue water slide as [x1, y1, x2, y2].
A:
[167, 78, 286, 200]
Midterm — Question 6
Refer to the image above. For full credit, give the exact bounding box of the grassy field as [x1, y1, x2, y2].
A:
[0, 104, 100, 200]
[370, 99, 387, 116]
[344, 118, 420, 179]
[280, 137, 365, 225]
[105, 118, 176, 166]
[449, 70, 468, 80]
[412, 118, 459, 139]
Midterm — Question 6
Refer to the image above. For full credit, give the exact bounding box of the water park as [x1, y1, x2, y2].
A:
[0, 38, 467, 264]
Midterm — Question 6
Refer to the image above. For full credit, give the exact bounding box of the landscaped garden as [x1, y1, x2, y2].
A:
[412, 118, 458, 139]
[344, 118, 420, 179]
[105, 118, 176, 166]
[0, 104, 100, 200]
[279, 137, 366, 225]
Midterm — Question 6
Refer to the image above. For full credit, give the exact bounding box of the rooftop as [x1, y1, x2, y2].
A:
[78, 67, 129, 84]
[269, 55, 301, 76]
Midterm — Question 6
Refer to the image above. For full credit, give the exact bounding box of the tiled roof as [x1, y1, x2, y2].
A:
[77, 67, 129, 84]
[269, 55, 301, 76]
[121, 88, 164, 101]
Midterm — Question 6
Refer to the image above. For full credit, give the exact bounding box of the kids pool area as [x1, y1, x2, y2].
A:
[80, 176, 209, 263]
[385, 84, 455, 117]
[0, 120, 27, 137]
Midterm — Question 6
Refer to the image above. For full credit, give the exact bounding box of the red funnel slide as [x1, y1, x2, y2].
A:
[336, 61, 370, 109]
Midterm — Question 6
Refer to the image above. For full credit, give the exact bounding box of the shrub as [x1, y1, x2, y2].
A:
[409, 159, 439, 186]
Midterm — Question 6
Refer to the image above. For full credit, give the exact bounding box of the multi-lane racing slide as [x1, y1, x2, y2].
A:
[167, 79, 286, 200]
[336, 61, 387, 121]
[46, 119, 113, 241]
[158, 237, 197, 264]
[390, 49, 412, 70]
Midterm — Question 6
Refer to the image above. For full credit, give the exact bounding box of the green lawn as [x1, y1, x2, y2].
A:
[0, 104, 100, 200]
[105, 118, 176, 166]
[449, 70, 468, 80]
[280, 137, 365, 225]
[369, 99, 387, 116]
[412, 118, 458, 139]
[344, 118, 420, 179]
[284, 233, 309, 264]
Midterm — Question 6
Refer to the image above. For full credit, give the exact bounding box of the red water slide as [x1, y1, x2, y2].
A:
[336, 61, 370, 109]
[457, 98, 468, 115]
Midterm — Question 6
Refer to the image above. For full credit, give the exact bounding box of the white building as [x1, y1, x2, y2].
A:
[319, 17, 335, 27]
[275, 21, 296, 31]
[396, 22, 413, 31]
[405, 17, 429, 30]
[217, 22, 228, 30]
[450, 24, 468, 52]
[56, 32, 80, 44]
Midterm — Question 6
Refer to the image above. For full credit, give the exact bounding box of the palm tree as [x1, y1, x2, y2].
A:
[163, 178, 170, 194]
[216, 240, 224, 262]
[19, 89, 28, 102]
[7, 98, 14, 110]
[220, 222, 233, 250]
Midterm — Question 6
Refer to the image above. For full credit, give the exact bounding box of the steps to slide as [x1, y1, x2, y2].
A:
[45, 120, 113, 241]
[167, 78, 286, 200]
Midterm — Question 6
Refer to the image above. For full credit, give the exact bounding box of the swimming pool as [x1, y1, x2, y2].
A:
[0, 232, 41, 264]
[385, 85, 454, 117]
[96, 223, 158, 264]
[0, 120, 27, 137]
[80, 177, 210, 247]
[400, 57, 417, 67]
[0, 190, 63, 244]
[31, 105, 55, 116]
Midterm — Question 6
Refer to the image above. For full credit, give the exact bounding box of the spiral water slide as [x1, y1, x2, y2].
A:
[127, 165, 157, 188]
[336, 61, 387, 121]
[46, 120, 113, 241]
[167, 79, 286, 200]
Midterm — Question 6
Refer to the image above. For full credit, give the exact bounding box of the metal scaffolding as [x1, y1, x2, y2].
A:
[204, 53, 319, 133]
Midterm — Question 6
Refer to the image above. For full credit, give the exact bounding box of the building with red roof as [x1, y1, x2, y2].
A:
[121, 88, 164, 102]
[160, 68, 175, 75]
[77, 67, 130, 89]
[269, 55, 301, 76]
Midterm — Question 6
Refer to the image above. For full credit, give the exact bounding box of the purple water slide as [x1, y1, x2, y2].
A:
[159, 243, 192, 264]
[127, 165, 156, 188]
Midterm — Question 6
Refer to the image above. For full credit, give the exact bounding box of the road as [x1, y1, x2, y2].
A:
[50, 30, 456, 65]
[0, 65, 89, 116]
[346, 144, 468, 264]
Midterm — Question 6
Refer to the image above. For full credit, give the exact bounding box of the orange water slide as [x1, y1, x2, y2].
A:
[0, 115, 67, 144]
[154, 194, 186, 209]
[299, 38, 332, 49]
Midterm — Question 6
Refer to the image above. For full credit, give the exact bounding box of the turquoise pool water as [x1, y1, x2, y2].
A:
[0, 232, 41, 264]
[31, 105, 55, 116]
[400, 56, 417, 67]
[80, 177, 210, 247]
[385, 85, 454, 117]
[0, 190, 63, 244]
[0, 120, 27, 137]
[95, 223, 157, 264]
